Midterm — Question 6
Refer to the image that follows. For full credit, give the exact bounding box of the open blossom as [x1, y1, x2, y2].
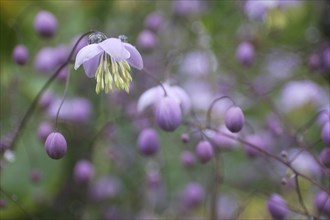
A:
[74, 32, 143, 94]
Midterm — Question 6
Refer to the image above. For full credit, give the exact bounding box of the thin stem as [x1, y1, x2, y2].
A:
[8, 31, 93, 151]
[206, 96, 234, 128]
[293, 173, 310, 216]
[142, 67, 168, 96]
[55, 70, 71, 129]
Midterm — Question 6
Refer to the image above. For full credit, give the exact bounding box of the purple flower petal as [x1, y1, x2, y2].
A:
[124, 43, 143, 70]
[137, 86, 163, 112]
[83, 54, 100, 78]
[99, 38, 130, 62]
[74, 44, 103, 70]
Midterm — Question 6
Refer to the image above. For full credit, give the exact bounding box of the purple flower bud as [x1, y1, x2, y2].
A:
[12, 45, 28, 65]
[74, 160, 94, 184]
[34, 47, 59, 73]
[34, 10, 58, 38]
[236, 41, 255, 66]
[89, 176, 121, 201]
[321, 122, 330, 146]
[37, 121, 53, 142]
[224, 106, 245, 133]
[314, 191, 330, 216]
[147, 170, 161, 187]
[267, 194, 288, 220]
[137, 128, 160, 156]
[137, 30, 157, 50]
[182, 182, 205, 209]
[38, 91, 54, 110]
[195, 140, 213, 163]
[181, 133, 190, 143]
[320, 148, 330, 168]
[155, 96, 182, 132]
[180, 151, 196, 167]
[144, 11, 164, 32]
[44, 132, 67, 160]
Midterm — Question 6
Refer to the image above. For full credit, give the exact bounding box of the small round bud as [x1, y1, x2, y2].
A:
[314, 191, 330, 216]
[12, 45, 28, 65]
[182, 182, 205, 209]
[137, 128, 160, 156]
[44, 132, 67, 159]
[321, 122, 330, 146]
[74, 160, 94, 184]
[267, 194, 288, 220]
[224, 106, 245, 133]
[147, 170, 161, 187]
[195, 140, 213, 163]
[155, 96, 182, 132]
[180, 151, 196, 168]
[319, 148, 330, 168]
[280, 150, 288, 159]
[236, 41, 255, 66]
[180, 133, 190, 144]
[34, 10, 58, 38]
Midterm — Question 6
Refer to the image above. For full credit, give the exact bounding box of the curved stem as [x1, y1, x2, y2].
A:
[142, 67, 168, 96]
[206, 96, 234, 128]
[8, 31, 93, 151]
[293, 173, 309, 216]
[55, 71, 71, 130]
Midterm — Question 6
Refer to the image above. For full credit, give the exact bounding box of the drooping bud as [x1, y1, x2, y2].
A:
[12, 45, 29, 65]
[137, 128, 160, 156]
[34, 10, 58, 38]
[181, 182, 205, 209]
[155, 96, 182, 132]
[180, 133, 190, 144]
[267, 194, 288, 220]
[195, 140, 213, 163]
[44, 132, 67, 159]
[314, 191, 330, 216]
[144, 11, 164, 32]
[224, 106, 245, 133]
[74, 160, 94, 184]
[321, 122, 330, 146]
[320, 148, 330, 168]
[137, 30, 157, 50]
[236, 41, 255, 66]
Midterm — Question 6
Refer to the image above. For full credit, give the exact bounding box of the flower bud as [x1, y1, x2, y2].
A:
[314, 191, 330, 216]
[224, 106, 245, 133]
[12, 45, 28, 65]
[321, 122, 330, 146]
[137, 128, 160, 156]
[155, 96, 182, 132]
[320, 148, 330, 168]
[74, 160, 94, 184]
[34, 10, 58, 38]
[180, 151, 196, 168]
[236, 41, 255, 66]
[144, 11, 163, 32]
[195, 140, 213, 163]
[182, 182, 205, 209]
[267, 194, 288, 220]
[44, 132, 67, 159]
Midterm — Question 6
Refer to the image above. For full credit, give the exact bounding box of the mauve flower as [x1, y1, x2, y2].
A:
[137, 128, 160, 156]
[137, 30, 158, 50]
[12, 45, 28, 65]
[207, 126, 239, 151]
[180, 151, 196, 168]
[74, 160, 95, 184]
[34, 10, 58, 38]
[319, 148, 330, 168]
[224, 106, 245, 133]
[155, 96, 182, 132]
[196, 140, 213, 163]
[144, 11, 164, 32]
[181, 182, 205, 209]
[44, 132, 67, 160]
[267, 194, 288, 220]
[236, 41, 255, 66]
[137, 83, 191, 115]
[244, 0, 278, 21]
[314, 191, 330, 216]
[74, 32, 143, 94]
